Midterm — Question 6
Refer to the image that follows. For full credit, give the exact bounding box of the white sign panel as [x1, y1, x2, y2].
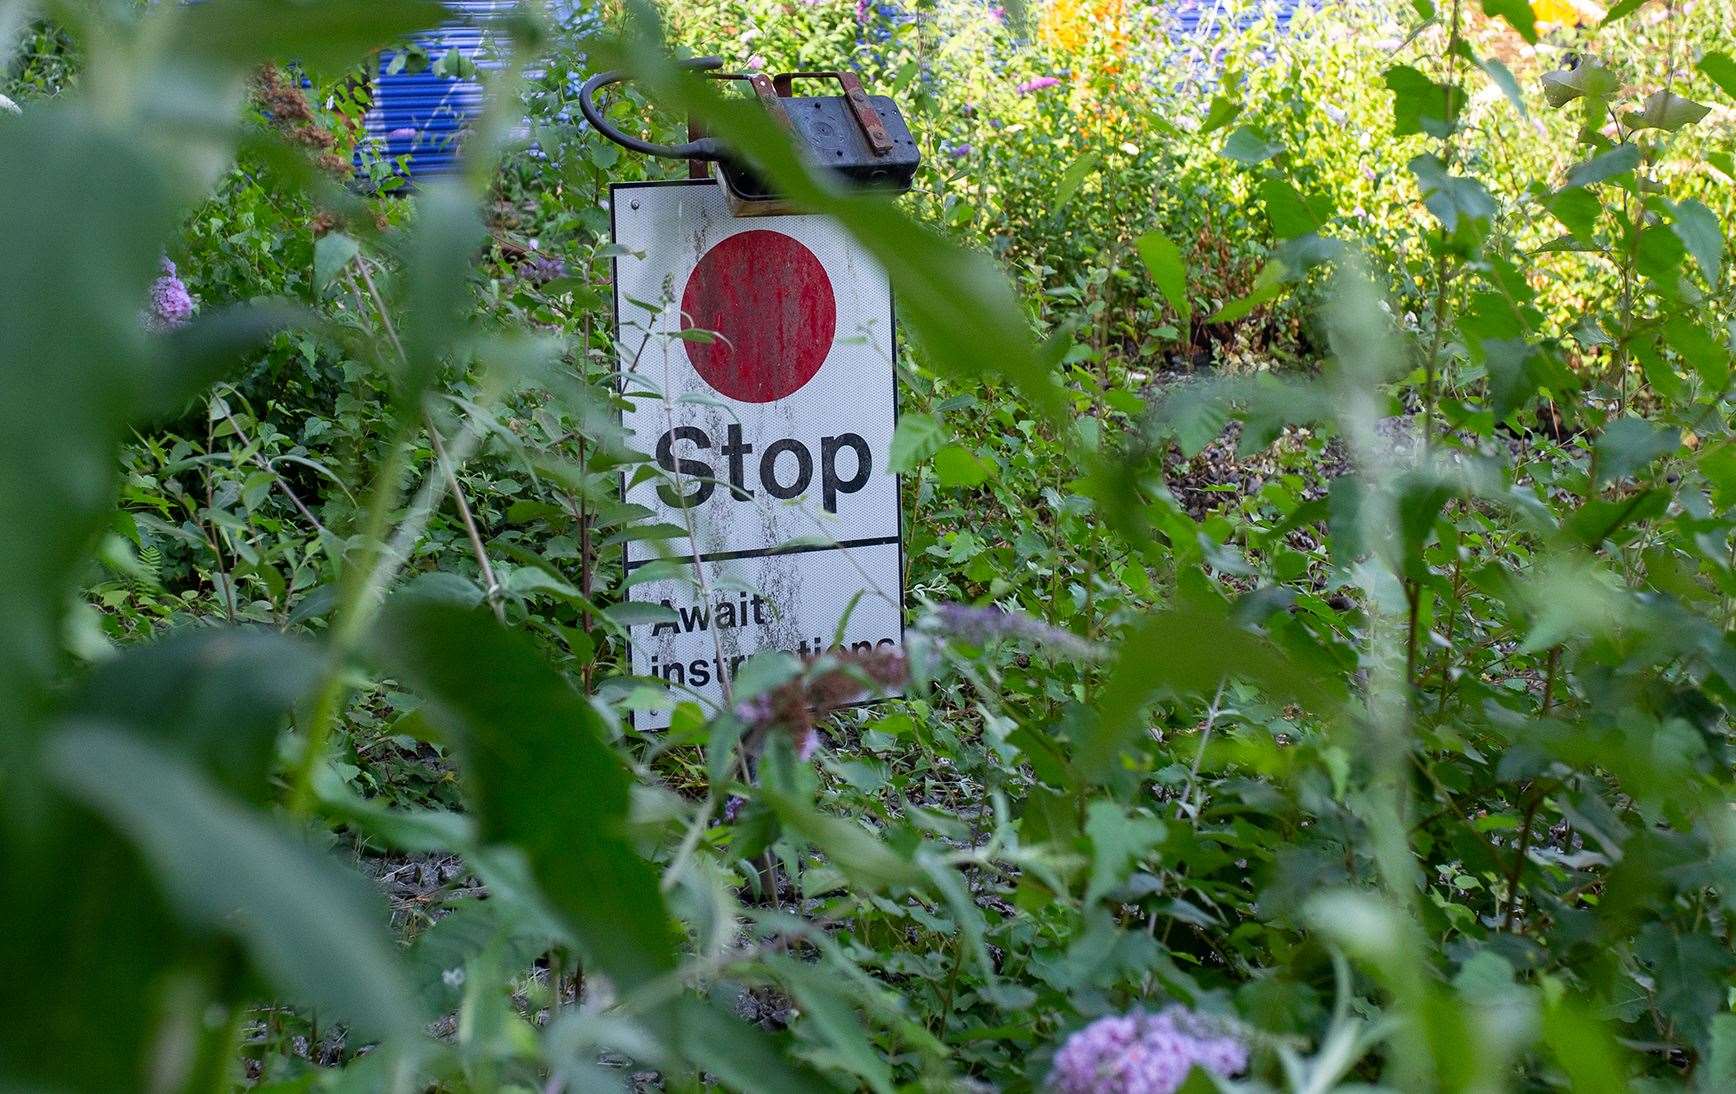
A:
[611, 180, 904, 728]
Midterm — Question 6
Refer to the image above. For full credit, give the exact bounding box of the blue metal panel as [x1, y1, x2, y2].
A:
[357, 0, 518, 179]
[1168, 0, 1311, 38]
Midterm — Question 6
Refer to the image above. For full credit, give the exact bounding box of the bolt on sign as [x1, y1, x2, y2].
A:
[611, 179, 904, 729]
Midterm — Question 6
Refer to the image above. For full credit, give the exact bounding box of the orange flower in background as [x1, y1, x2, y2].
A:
[1029, 0, 1135, 137]
[1037, 0, 1091, 53]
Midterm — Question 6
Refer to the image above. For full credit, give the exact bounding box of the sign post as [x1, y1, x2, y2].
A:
[611, 179, 904, 728]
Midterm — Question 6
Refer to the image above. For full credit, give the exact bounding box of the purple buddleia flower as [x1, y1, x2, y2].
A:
[734, 689, 820, 757]
[931, 603, 1102, 660]
[519, 253, 567, 285]
[1018, 76, 1063, 94]
[733, 691, 776, 728]
[1048, 1007, 1248, 1094]
[1164, 1007, 1250, 1078]
[948, 143, 973, 158]
[146, 256, 193, 330]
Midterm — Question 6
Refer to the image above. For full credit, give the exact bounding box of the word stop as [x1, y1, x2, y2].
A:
[653, 424, 872, 513]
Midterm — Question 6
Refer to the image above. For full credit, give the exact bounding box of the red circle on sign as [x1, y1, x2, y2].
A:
[680, 230, 836, 403]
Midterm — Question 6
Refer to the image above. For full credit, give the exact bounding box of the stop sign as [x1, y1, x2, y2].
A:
[611, 180, 904, 729]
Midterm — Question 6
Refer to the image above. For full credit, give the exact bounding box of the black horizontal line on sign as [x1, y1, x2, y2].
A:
[625, 535, 901, 571]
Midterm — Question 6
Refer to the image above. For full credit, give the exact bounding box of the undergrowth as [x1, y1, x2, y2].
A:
[3, 0, 1735, 1090]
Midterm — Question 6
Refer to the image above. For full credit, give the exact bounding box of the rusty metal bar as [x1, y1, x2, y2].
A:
[772, 70, 893, 156]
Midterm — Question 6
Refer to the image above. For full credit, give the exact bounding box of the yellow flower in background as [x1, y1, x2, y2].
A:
[1531, 0, 1586, 27]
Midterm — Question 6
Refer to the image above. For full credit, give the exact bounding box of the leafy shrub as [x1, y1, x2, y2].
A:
[2, 0, 1735, 1091]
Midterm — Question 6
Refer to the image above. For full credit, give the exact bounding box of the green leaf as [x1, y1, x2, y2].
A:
[1624, 89, 1711, 133]
[1637, 225, 1687, 282]
[70, 629, 321, 801]
[1154, 379, 1230, 458]
[888, 412, 946, 473]
[1699, 51, 1736, 100]
[1411, 154, 1495, 250]
[1199, 93, 1241, 134]
[918, 853, 996, 980]
[1480, 338, 1543, 420]
[1209, 259, 1292, 323]
[408, 898, 551, 1012]
[48, 727, 421, 1040]
[765, 787, 923, 890]
[398, 182, 488, 401]
[1477, 54, 1529, 117]
[374, 602, 681, 993]
[1541, 58, 1619, 109]
[145, 302, 311, 421]
[603, 600, 681, 627]
[771, 958, 895, 1094]
[1135, 230, 1191, 326]
[1385, 64, 1458, 138]
[1566, 489, 1668, 547]
[1222, 126, 1282, 165]
[1259, 178, 1326, 241]
[1706, 1013, 1736, 1091]
[1564, 144, 1641, 189]
[1078, 600, 1343, 779]
[1394, 472, 1456, 580]
[0, 104, 174, 727]
[1055, 150, 1101, 207]
[395, 569, 485, 608]
[314, 231, 359, 289]
[935, 444, 990, 488]
[1545, 187, 1602, 240]
[1670, 198, 1723, 283]
[324, 793, 479, 855]
[1541, 1002, 1632, 1092]
[1479, 0, 1536, 43]
[1664, 318, 1731, 390]
[1084, 801, 1165, 904]
[1600, 0, 1650, 24]
[674, 998, 824, 1094]
[177, 0, 451, 74]
[1596, 417, 1680, 485]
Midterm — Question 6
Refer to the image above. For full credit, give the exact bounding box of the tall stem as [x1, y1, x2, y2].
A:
[1420, 0, 1465, 450]
[1434, 554, 1463, 715]
[428, 418, 505, 622]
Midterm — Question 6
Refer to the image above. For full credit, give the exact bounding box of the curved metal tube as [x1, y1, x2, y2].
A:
[577, 56, 728, 163]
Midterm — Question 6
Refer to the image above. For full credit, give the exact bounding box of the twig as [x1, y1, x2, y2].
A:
[1434, 554, 1463, 715]
[1541, 645, 1561, 715]
[1176, 679, 1229, 824]
[202, 415, 240, 624]
[1502, 786, 1546, 931]
[428, 416, 505, 621]
[212, 392, 330, 538]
